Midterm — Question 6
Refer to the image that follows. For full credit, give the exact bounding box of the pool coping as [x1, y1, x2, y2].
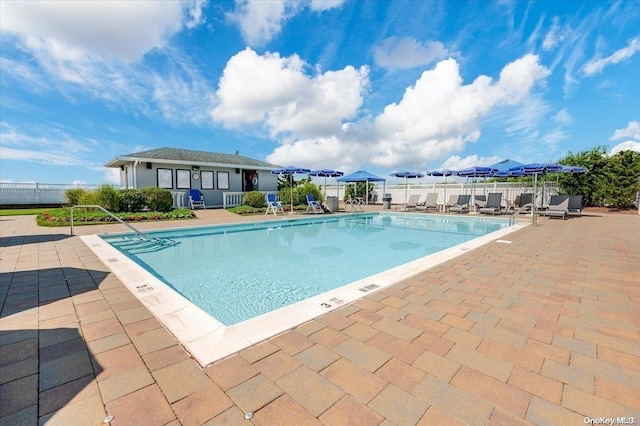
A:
[81, 213, 528, 367]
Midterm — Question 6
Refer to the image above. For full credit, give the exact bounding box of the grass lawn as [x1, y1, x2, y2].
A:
[0, 208, 49, 216]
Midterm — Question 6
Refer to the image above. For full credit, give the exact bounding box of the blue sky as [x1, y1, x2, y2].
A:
[1, 0, 639, 185]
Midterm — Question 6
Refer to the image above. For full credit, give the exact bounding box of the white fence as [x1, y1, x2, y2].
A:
[0, 183, 101, 205]
[1, 181, 563, 209]
[323, 181, 560, 208]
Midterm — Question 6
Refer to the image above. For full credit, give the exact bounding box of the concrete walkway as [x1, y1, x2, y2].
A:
[1, 209, 639, 425]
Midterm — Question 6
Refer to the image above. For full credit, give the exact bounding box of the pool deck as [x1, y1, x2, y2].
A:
[1, 208, 639, 425]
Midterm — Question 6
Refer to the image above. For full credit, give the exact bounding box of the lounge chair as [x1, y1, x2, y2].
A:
[265, 193, 284, 215]
[544, 196, 569, 220]
[396, 194, 421, 211]
[189, 189, 206, 209]
[416, 193, 439, 212]
[444, 194, 459, 213]
[305, 194, 324, 214]
[518, 193, 534, 211]
[479, 193, 503, 215]
[474, 195, 487, 209]
[568, 195, 583, 216]
[449, 194, 471, 213]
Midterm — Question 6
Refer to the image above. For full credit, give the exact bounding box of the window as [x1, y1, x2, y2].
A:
[157, 168, 173, 189]
[217, 171, 229, 190]
[176, 169, 191, 189]
[201, 171, 214, 189]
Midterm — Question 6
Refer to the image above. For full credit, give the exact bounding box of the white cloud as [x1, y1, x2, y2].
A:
[103, 168, 122, 185]
[228, 0, 345, 46]
[0, 122, 99, 167]
[441, 154, 503, 171]
[211, 48, 369, 137]
[542, 17, 566, 51]
[0, 0, 206, 62]
[553, 108, 573, 125]
[582, 37, 640, 76]
[374, 37, 451, 71]
[371, 55, 549, 166]
[309, 0, 346, 11]
[610, 141, 640, 155]
[609, 120, 640, 141]
[262, 55, 550, 171]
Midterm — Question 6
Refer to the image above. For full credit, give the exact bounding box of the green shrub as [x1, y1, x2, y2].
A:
[94, 185, 120, 212]
[243, 191, 266, 208]
[299, 182, 323, 203]
[118, 188, 145, 212]
[227, 205, 263, 215]
[65, 188, 86, 206]
[141, 187, 173, 212]
[78, 191, 99, 206]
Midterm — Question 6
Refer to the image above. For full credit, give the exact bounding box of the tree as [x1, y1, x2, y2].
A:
[601, 150, 640, 209]
[556, 146, 608, 207]
[556, 146, 640, 208]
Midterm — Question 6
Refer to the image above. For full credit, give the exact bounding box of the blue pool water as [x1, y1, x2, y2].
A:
[102, 213, 508, 325]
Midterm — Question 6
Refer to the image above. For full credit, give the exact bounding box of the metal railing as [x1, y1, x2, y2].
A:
[70, 205, 148, 238]
[509, 203, 536, 226]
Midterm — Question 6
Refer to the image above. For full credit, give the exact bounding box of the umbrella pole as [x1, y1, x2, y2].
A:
[290, 174, 294, 214]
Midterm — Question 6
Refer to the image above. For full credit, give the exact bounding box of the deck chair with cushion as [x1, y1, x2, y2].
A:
[444, 194, 459, 213]
[305, 194, 324, 214]
[568, 195, 583, 216]
[396, 194, 421, 211]
[479, 193, 503, 215]
[265, 193, 284, 216]
[189, 189, 206, 209]
[518, 193, 534, 211]
[474, 195, 487, 209]
[416, 193, 439, 212]
[449, 194, 471, 213]
[544, 196, 569, 220]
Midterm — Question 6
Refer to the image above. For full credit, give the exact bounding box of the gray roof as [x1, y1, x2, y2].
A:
[105, 147, 280, 169]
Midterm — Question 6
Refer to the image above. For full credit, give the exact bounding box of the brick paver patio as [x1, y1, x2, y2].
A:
[1, 209, 639, 425]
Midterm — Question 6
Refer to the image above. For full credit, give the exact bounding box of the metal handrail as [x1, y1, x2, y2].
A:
[70, 205, 148, 238]
[508, 203, 536, 226]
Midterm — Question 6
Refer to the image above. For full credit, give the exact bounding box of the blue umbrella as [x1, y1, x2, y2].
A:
[489, 159, 524, 173]
[492, 169, 526, 206]
[390, 171, 425, 204]
[458, 166, 498, 207]
[308, 169, 344, 203]
[508, 163, 564, 224]
[271, 166, 311, 213]
[427, 169, 459, 205]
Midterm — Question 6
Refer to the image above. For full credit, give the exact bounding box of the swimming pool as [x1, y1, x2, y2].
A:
[83, 212, 525, 365]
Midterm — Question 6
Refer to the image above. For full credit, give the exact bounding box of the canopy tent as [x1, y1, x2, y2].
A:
[337, 170, 386, 205]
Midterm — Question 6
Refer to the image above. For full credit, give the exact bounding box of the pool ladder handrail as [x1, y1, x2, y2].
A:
[70, 205, 149, 239]
[508, 203, 537, 226]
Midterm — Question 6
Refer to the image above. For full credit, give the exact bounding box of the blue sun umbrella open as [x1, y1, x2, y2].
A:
[271, 166, 311, 213]
[390, 171, 424, 204]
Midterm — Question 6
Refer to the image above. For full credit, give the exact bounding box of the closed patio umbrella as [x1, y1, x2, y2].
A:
[271, 166, 311, 213]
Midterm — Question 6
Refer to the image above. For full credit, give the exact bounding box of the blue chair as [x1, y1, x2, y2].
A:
[306, 194, 324, 214]
[265, 193, 284, 215]
[189, 189, 205, 209]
